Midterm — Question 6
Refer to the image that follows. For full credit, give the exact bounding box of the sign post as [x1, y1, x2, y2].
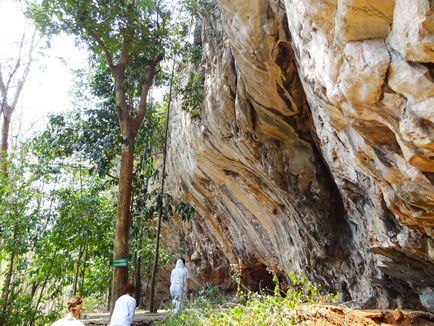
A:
[112, 258, 128, 267]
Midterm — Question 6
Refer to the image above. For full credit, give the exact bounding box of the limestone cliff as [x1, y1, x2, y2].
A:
[165, 0, 434, 311]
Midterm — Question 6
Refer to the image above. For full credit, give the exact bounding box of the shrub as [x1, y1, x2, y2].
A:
[158, 272, 338, 325]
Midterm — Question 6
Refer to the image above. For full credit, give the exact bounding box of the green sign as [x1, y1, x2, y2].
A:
[18, 262, 28, 270]
[112, 258, 128, 267]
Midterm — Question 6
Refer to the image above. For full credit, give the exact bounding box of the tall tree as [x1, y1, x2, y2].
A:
[0, 28, 37, 175]
[0, 12, 39, 324]
[30, 0, 170, 308]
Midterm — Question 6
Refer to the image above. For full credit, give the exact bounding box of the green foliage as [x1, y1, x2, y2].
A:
[159, 285, 219, 325]
[181, 0, 215, 19]
[0, 1, 200, 322]
[177, 71, 204, 116]
[193, 283, 225, 309]
[165, 0, 205, 117]
[159, 273, 338, 326]
[175, 201, 195, 222]
[31, 66, 121, 178]
[0, 147, 37, 256]
[4, 3, 201, 326]
[28, 0, 172, 107]
[34, 108, 120, 178]
[183, 0, 201, 14]
[29, 0, 166, 58]
[0, 137, 115, 325]
[80, 295, 105, 313]
[25, 44, 196, 313]
[173, 24, 204, 117]
[0, 291, 58, 326]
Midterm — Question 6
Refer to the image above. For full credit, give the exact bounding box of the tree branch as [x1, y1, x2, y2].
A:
[89, 31, 114, 69]
[50, 162, 120, 181]
[11, 31, 38, 112]
[0, 65, 6, 117]
[8, 29, 26, 83]
[0, 65, 6, 95]
[0, 31, 25, 116]
[110, 28, 134, 135]
[131, 54, 164, 134]
[89, 29, 133, 136]
[118, 28, 132, 69]
[112, 66, 130, 135]
[0, 29, 38, 118]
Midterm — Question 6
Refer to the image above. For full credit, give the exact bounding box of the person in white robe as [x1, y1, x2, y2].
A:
[170, 258, 187, 314]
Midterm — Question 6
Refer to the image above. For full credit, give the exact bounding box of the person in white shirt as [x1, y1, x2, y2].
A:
[170, 258, 187, 314]
[110, 283, 137, 326]
[52, 296, 84, 326]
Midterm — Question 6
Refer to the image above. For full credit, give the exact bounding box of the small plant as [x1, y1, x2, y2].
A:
[177, 71, 204, 116]
[229, 263, 243, 299]
[193, 283, 224, 309]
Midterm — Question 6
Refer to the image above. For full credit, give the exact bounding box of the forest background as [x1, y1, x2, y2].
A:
[0, 0, 200, 325]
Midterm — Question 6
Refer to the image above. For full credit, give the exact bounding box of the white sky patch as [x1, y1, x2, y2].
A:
[0, 1, 89, 141]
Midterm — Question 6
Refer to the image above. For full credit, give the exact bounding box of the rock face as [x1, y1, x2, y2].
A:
[165, 0, 434, 311]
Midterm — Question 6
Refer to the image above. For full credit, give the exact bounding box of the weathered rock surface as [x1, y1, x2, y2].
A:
[165, 0, 434, 311]
[388, 0, 434, 63]
[335, 0, 396, 42]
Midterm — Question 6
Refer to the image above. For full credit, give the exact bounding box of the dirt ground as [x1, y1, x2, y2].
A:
[295, 306, 434, 326]
[83, 309, 169, 325]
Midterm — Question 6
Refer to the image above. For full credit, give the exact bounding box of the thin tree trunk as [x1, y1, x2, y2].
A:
[131, 142, 149, 308]
[0, 251, 16, 326]
[111, 141, 134, 310]
[73, 245, 84, 295]
[0, 109, 10, 153]
[0, 109, 11, 175]
[79, 246, 89, 297]
[149, 57, 176, 312]
[107, 288, 112, 312]
[0, 30, 36, 175]
[134, 254, 141, 306]
[30, 282, 39, 300]
[30, 252, 57, 326]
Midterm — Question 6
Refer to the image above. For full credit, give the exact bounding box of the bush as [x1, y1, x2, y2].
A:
[158, 273, 338, 325]
[81, 295, 106, 313]
[193, 283, 225, 309]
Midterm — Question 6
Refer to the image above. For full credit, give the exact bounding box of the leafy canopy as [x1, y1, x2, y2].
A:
[29, 0, 165, 58]
[29, 0, 170, 117]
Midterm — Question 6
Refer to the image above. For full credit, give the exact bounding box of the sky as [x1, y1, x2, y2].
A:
[0, 0, 89, 140]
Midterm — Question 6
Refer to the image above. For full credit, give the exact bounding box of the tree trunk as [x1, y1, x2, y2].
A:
[79, 246, 89, 296]
[107, 52, 160, 311]
[134, 254, 141, 306]
[30, 252, 57, 326]
[107, 288, 112, 312]
[30, 282, 39, 300]
[111, 140, 134, 310]
[0, 251, 15, 326]
[73, 245, 84, 295]
[0, 109, 10, 153]
[0, 108, 11, 175]
[0, 31, 35, 173]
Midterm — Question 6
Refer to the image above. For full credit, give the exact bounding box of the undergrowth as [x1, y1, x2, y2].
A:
[158, 271, 338, 325]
